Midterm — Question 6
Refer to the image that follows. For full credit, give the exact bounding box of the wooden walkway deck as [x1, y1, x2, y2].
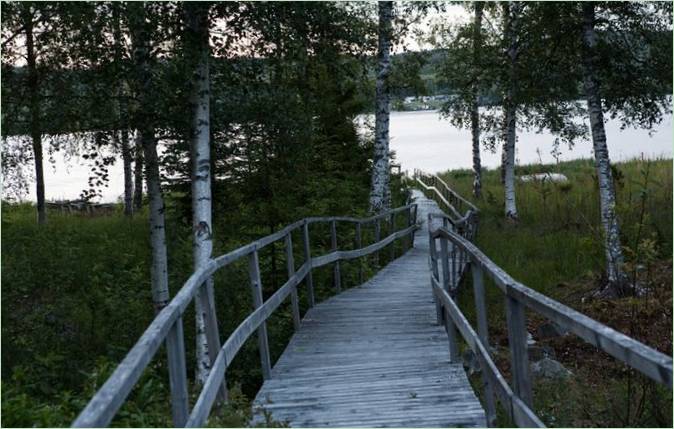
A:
[252, 191, 486, 427]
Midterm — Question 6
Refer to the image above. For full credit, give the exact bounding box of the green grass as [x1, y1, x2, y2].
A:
[0, 177, 411, 427]
[435, 157, 673, 427]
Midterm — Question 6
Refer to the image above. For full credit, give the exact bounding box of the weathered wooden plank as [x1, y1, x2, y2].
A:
[252, 191, 485, 428]
[302, 221, 315, 308]
[433, 226, 673, 388]
[165, 319, 189, 427]
[355, 222, 363, 284]
[505, 295, 533, 408]
[249, 249, 272, 380]
[330, 220, 341, 292]
[285, 233, 301, 331]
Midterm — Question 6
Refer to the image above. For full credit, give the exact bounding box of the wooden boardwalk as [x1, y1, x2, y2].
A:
[252, 191, 486, 427]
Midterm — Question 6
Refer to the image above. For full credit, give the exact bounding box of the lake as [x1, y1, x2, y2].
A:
[18, 109, 673, 203]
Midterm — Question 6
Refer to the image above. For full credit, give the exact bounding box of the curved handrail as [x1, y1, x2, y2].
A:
[73, 204, 419, 428]
[429, 225, 673, 427]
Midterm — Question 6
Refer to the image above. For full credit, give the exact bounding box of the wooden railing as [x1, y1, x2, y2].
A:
[428, 226, 673, 428]
[72, 204, 418, 428]
[413, 168, 478, 220]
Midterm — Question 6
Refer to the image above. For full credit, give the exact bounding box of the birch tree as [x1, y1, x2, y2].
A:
[470, 2, 484, 198]
[369, 0, 393, 213]
[502, 1, 521, 220]
[184, 1, 219, 386]
[128, 2, 170, 310]
[112, 2, 134, 216]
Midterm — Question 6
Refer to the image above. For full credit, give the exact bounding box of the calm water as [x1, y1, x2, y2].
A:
[18, 110, 673, 203]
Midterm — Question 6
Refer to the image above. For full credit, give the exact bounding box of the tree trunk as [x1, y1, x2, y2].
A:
[120, 129, 133, 216]
[369, 1, 393, 213]
[130, 3, 170, 310]
[581, 3, 629, 296]
[185, 2, 219, 386]
[24, 7, 46, 224]
[113, 3, 134, 216]
[133, 130, 143, 210]
[503, 2, 520, 220]
[470, 2, 484, 198]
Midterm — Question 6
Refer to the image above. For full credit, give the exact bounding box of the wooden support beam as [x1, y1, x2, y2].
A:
[374, 219, 381, 267]
[165, 318, 189, 427]
[302, 221, 315, 308]
[355, 222, 363, 284]
[249, 249, 272, 380]
[285, 233, 301, 331]
[330, 220, 341, 292]
[505, 295, 533, 408]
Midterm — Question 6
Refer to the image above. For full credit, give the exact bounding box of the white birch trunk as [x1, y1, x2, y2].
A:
[581, 3, 628, 295]
[131, 4, 170, 310]
[503, 2, 520, 220]
[113, 4, 133, 217]
[24, 6, 46, 225]
[369, 1, 393, 213]
[470, 2, 484, 198]
[185, 2, 216, 386]
[133, 131, 143, 210]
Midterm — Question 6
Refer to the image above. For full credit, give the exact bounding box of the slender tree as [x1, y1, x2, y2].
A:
[580, 2, 627, 294]
[370, 1, 393, 213]
[128, 2, 170, 310]
[470, 2, 484, 198]
[184, 1, 220, 386]
[502, 1, 521, 220]
[112, 3, 134, 216]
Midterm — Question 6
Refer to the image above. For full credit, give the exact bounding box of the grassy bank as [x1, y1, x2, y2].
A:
[1, 176, 410, 427]
[436, 157, 672, 427]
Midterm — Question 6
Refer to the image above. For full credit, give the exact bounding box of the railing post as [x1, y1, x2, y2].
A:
[249, 249, 272, 380]
[330, 220, 341, 292]
[389, 212, 396, 261]
[428, 231, 443, 325]
[197, 278, 227, 404]
[285, 233, 301, 331]
[355, 222, 363, 284]
[440, 237, 460, 363]
[505, 294, 533, 408]
[404, 206, 411, 251]
[471, 263, 496, 426]
[166, 319, 189, 427]
[302, 221, 315, 307]
[374, 218, 381, 267]
[411, 204, 417, 247]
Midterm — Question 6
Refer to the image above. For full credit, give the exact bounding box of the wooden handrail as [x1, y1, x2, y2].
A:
[429, 225, 673, 428]
[72, 204, 419, 428]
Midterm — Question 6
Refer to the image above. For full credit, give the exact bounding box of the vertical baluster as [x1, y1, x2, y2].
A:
[198, 279, 227, 403]
[428, 230, 442, 325]
[471, 264, 496, 426]
[249, 249, 272, 380]
[411, 204, 417, 247]
[389, 212, 396, 261]
[166, 318, 189, 426]
[404, 206, 411, 251]
[330, 220, 341, 292]
[440, 237, 460, 363]
[285, 233, 301, 331]
[374, 218, 381, 267]
[355, 222, 363, 284]
[505, 295, 533, 407]
[302, 221, 315, 307]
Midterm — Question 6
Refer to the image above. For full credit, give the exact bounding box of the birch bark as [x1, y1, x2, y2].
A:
[113, 3, 133, 216]
[185, 2, 219, 386]
[130, 3, 170, 309]
[24, 6, 46, 224]
[581, 3, 628, 295]
[470, 2, 484, 198]
[503, 1, 520, 220]
[369, 1, 393, 213]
